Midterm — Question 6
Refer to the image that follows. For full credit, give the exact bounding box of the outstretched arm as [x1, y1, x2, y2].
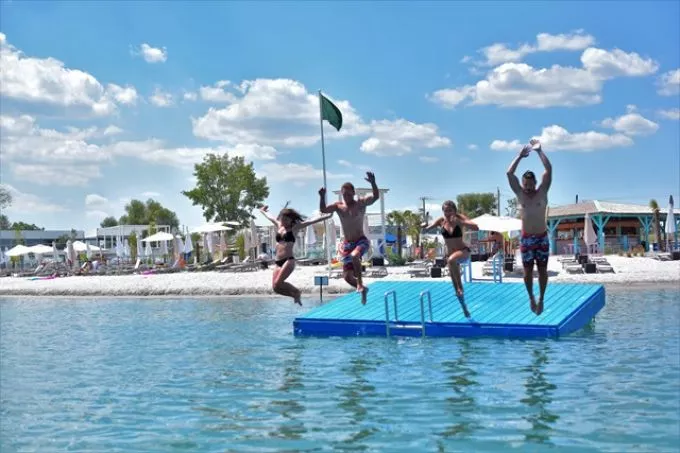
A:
[359, 172, 380, 206]
[422, 216, 444, 230]
[532, 139, 552, 192]
[319, 187, 339, 214]
[258, 206, 279, 227]
[456, 214, 479, 231]
[507, 144, 531, 196]
[294, 213, 333, 231]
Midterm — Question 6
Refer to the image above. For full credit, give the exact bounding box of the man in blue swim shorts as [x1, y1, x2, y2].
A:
[319, 172, 380, 305]
[507, 139, 553, 315]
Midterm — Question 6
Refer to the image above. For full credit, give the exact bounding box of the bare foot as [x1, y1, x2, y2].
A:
[293, 290, 302, 306]
[359, 286, 368, 305]
[536, 298, 544, 315]
[530, 295, 537, 314]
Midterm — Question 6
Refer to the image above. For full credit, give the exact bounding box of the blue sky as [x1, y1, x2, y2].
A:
[1, 1, 678, 232]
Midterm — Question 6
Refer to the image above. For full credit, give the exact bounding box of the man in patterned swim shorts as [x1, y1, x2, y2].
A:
[319, 172, 380, 305]
[507, 139, 553, 315]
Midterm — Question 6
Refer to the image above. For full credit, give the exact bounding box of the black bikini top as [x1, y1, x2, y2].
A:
[441, 224, 462, 239]
[276, 230, 296, 243]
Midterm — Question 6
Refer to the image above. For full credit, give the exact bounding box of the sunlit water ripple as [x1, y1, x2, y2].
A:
[1, 285, 679, 452]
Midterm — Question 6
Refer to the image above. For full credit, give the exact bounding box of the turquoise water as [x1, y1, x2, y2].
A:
[1, 285, 679, 453]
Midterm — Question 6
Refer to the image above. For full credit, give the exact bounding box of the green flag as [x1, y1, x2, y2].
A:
[321, 94, 343, 132]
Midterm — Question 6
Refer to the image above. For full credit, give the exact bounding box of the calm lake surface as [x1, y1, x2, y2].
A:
[1, 284, 679, 452]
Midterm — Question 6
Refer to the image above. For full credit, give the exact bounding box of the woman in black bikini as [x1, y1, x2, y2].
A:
[259, 204, 332, 305]
[422, 200, 479, 317]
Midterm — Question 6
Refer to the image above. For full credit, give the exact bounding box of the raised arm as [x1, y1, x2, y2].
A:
[318, 187, 339, 214]
[359, 172, 379, 206]
[456, 214, 479, 231]
[422, 216, 444, 230]
[258, 205, 280, 227]
[507, 144, 531, 196]
[532, 139, 552, 193]
[294, 213, 333, 231]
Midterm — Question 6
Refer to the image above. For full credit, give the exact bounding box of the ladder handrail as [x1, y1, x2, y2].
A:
[419, 290, 433, 337]
[383, 290, 398, 336]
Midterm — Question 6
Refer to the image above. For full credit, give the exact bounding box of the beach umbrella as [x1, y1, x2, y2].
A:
[327, 218, 338, 258]
[183, 234, 193, 255]
[66, 240, 77, 269]
[161, 238, 168, 256]
[584, 212, 597, 253]
[144, 241, 153, 260]
[665, 195, 676, 249]
[219, 232, 227, 259]
[469, 214, 522, 233]
[86, 243, 92, 259]
[52, 242, 58, 262]
[363, 214, 370, 238]
[124, 239, 131, 258]
[137, 237, 144, 259]
[141, 232, 174, 242]
[6, 244, 31, 257]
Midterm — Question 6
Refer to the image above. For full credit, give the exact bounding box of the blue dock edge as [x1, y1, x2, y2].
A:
[293, 281, 605, 339]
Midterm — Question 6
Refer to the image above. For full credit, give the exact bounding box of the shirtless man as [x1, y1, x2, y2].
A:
[319, 172, 379, 305]
[507, 139, 552, 315]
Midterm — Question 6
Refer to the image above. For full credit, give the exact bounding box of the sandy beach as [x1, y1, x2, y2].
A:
[0, 255, 678, 298]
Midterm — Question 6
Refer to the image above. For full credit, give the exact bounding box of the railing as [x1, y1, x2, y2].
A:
[383, 290, 398, 337]
[419, 290, 433, 337]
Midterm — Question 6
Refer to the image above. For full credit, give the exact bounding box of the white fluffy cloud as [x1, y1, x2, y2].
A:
[2, 184, 66, 213]
[600, 109, 659, 136]
[657, 69, 680, 96]
[0, 33, 138, 115]
[360, 119, 451, 156]
[490, 125, 634, 152]
[474, 31, 596, 66]
[136, 43, 168, 63]
[149, 88, 173, 107]
[192, 78, 370, 147]
[431, 44, 658, 109]
[658, 108, 680, 120]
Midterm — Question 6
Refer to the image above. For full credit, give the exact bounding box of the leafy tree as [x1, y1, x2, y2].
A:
[650, 199, 662, 251]
[10, 221, 43, 231]
[0, 185, 11, 210]
[0, 215, 10, 230]
[118, 199, 179, 230]
[129, 232, 138, 261]
[386, 210, 422, 258]
[456, 193, 497, 218]
[182, 154, 269, 227]
[100, 216, 118, 228]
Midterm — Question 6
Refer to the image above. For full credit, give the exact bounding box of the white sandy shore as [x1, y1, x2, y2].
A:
[1, 256, 678, 298]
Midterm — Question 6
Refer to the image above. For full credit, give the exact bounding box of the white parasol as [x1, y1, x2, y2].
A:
[584, 212, 597, 253]
[665, 195, 675, 249]
[470, 214, 522, 233]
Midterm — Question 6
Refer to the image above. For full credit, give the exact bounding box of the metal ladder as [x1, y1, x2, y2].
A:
[383, 290, 434, 337]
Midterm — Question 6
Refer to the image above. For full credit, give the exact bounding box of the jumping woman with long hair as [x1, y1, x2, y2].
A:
[259, 204, 332, 305]
[422, 200, 479, 317]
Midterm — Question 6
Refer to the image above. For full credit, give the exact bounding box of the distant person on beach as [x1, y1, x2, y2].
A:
[422, 200, 479, 318]
[258, 205, 332, 305]
[506, 138, 552, 315]
[319, 172, 379, 305]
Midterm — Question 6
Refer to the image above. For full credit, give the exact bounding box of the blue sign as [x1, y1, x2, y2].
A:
[314, 275, 329, 286]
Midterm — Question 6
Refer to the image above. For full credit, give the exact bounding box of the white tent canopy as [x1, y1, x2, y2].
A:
[28, 244, 54, 255]
[470, 214, 522, 233]
[190, 223, 233, 234]
[6, 244, 32, 257]
[142, 232, 174, 242]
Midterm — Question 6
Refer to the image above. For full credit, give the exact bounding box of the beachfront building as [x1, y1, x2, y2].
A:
[85, 224, 172, 249]
[546, 200, 676, 254]
[0, 229, 85, 249]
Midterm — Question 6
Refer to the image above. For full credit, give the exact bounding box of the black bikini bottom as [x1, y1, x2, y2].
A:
[275, 256, 295, 267]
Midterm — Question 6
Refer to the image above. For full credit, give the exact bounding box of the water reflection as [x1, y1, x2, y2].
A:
[440, 339, 479, 439]
[268, 344, 307, 440]
[520, 344, 559, 445]
[334, 354, 379, 451]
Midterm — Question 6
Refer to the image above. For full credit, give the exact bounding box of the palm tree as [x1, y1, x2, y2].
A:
[649, 199, 662, 252]
[386, 210, 407, 258]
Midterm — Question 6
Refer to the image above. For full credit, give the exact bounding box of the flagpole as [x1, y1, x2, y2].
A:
[318, 90, 330, 275]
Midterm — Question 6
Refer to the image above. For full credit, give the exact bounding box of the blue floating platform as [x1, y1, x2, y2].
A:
[293, 281, 605, 339]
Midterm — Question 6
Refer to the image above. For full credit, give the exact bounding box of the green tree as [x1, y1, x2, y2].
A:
[129, 232, 138, 261]
[0, 215, 10, 230]
[182, 154, 269, 226]
[0, 185, 11, 210]
[10, 221, 43, 231]
[100, 216, 118, 228]
[650, 199, 662, 251]
[118, 199, 179, 230]
[456, 193, 497, 218]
